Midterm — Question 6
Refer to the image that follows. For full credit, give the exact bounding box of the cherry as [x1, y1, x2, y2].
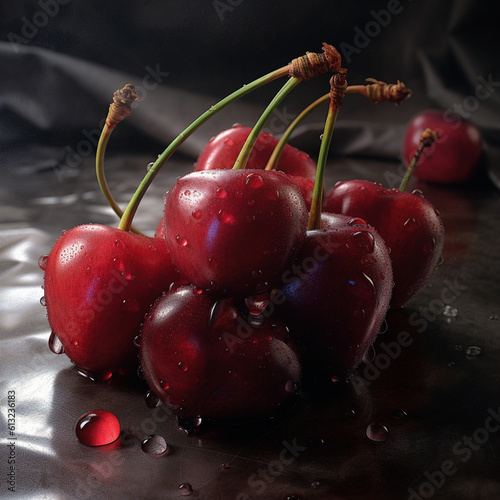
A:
[139, 284, 301, 419]
[163, 168, 308, 296]
[323, 180, 444, 308]
[275, 213, 393, 377]
[195, 125, 318, 207]
[43, 224, 178, 375]
[403, 110, 483, 184]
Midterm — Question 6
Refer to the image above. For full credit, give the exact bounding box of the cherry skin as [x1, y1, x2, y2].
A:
[324, 180, 444, 308]
[139, 284, 301, 419]
[163, 168, 308, 296]
[275, 213, 393, 377]
[403, 110, 483, 184]
[195, 125, 318, 208]
[43, 224, 178, 375]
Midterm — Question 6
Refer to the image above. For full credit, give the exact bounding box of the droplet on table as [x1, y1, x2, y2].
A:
[141, 434, 170, 457]
[366, 422, 389, 442]
[443, 305, 458, 317]
[75, 410, 120, 447]
[178, 483, 193, 496]
[465, 346, 482, 357]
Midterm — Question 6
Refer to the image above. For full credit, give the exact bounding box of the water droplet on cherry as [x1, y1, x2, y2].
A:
[48, 332, 64, 354]
[176, 235, 188, 247]
[177, 416, 202, 434]
[216, 187, 227, 199]
[366, 422, 389, 442]
[348, 218, 367, 227]
[75, 410, 120, 447]
[246, 172, 265, 188]
[411, 189, 425, 197]
[285, 380, 297, 392]
[221, 461, 230, 469]
[403, 217, 416, 228]
[352, 231, 375, 253]
[217, 210, 235, 224]
[114, 239, 125, 249]
[141, 434, 170, 457]
[224, 138, 234, 147]
[192, 209, 202, 219]
[38, 255, 49, 271]
[178, 483, 194, 496]
[177, 361, 188, 372]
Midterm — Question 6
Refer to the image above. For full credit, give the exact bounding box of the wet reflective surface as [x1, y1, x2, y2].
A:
[1, 153, 499, 499]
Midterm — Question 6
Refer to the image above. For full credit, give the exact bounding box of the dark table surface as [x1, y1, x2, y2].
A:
[1, 148, 500, 500]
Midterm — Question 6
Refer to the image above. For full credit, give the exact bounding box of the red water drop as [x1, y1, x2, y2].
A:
[75, 410, 120, 447]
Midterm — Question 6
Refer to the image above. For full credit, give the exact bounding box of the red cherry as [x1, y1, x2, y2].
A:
[75, 409, 120, 446]
[276, 213, 393, 376]
[139, 284, 301, 419]
[324, 180, 444, 308]
[43, 224, 178, 375]
[403, 110, 483, 184]
[195, 126, 318, 207]
[163, 169, 308, 296]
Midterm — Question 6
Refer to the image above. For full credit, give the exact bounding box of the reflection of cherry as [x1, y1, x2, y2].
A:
[195, 125, 318, 207]
[324, 180, 444, 308]
[276, 213, 393, 377]
[43, 224, 178, 375]
[139, 284, 301, 419]
[163, 168, 308, 296]
[403, 110, 483, 184]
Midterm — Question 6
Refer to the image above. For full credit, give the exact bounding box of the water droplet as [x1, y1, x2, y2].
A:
[40, 296, 46, 306]
[48, 332, 64, 354]
[122, 298, 140, 312]
[434, 208, 440, 216]
[177, 361, 188, 372]
[246, 214, 256, 223]
[366, 422, 389, 442]
[246, 173, 265, 188]
[217, 210, 235, 224]
[306, 435, 326, 447]
[141, 434, 170, 457]
[403, 217, 416, 228]
[331, 375, 342, 383]
[146, 162, 154, 171]
[490, 315, 499, 321]
[232, 122, 242, 128]
[298, 151, 309, 160]
[411, 189, 425, 197]
[443, 305, 458, 318]
[75, 410, 120, 447]
[216, 187, 227, 198]
[75, 367, 113, 383]
[178, 483, 194, 496]
[245, 293, 269, 315]
[221, 461, 230, 469]
[192, 209, 202, 219]
[379, 319, 388, 334]
[285, 380, 297, 393]
[161, 380, 170, 390]
[392, 409, 408, 419]
[193, 287, 203, 295]
[344, 408, 356, 418]
[145, 390, 161, 408]
[133, 335, 141, 348]
[176, 235, 188, 247]
[248, 314, 265, 328]
[465, 346, 482, 357]
[137, 366, 146, 380]
[38, 254, 49, 271]
[362, 344, 376, 363]
[311, 481, 320, 488]
[177, 416, 202, 434]
[114, 239, 125, 249]
[183, 189, 191, 196]
[348, 218, 367, 227]
[208, 257, 218, 269]
[224, 138, 234, 147]
[265, 189, 280, 201]
[352, 230, 375, 253]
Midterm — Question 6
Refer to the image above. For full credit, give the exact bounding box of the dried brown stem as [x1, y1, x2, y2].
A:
[347, 78, 412, 105]
[105, 83, 139, 129]
[289, 43, 342, 81]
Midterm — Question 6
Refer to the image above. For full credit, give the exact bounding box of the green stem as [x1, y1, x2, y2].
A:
[95, 124, 144, 235]
[307, 106, 339, 230]
[232, 77, 302, 170]
[117, 66, 289, 231]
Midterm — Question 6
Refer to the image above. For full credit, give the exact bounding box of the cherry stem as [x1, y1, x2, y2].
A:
[232, 77, 302, 170]
[399, 128, 439, 192]
[117, 66, 289, 231]
[308, 70, 348, 230]
[95, 123, 144, 235]
[95, 84, 144, 234]
[264, 79, 411, 172]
